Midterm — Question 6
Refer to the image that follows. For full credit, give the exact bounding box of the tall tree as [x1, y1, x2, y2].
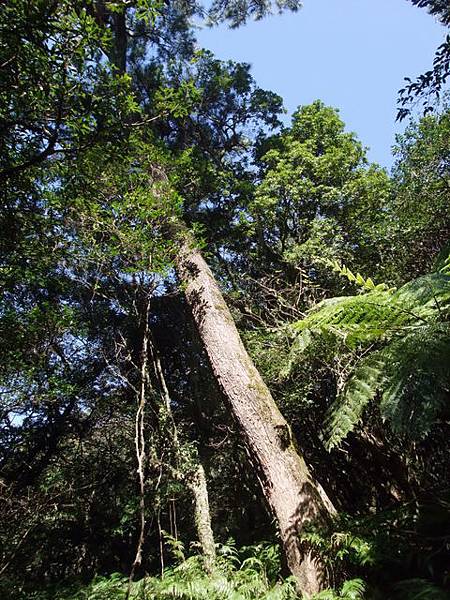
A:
[0, 2, 336, 595]
[175, 232, 336, 595]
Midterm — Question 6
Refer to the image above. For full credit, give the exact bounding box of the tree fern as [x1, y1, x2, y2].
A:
[286, 267, 450, 448]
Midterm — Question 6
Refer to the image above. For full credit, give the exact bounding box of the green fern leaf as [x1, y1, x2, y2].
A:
[379, 323, 450, 438]
[339, 578, 366, 599]
[288, 267, 450, 446]
[324, 355, 385, 450]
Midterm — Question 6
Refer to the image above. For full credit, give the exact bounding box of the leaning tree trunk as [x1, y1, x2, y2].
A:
[175, 236, 336, 597]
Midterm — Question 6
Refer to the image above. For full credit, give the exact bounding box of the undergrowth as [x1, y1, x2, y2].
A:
[1, 540, 367, 600]
[4, 528, 447, 600]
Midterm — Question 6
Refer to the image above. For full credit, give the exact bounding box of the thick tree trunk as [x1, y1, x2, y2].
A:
[175, 237, 336, 597]
[189, 463, 216, 574]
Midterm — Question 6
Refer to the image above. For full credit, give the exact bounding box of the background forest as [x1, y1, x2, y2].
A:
[0, 1, 449, 599]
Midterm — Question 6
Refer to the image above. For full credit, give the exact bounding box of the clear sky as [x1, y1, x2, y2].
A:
[196, 0, 447, 169]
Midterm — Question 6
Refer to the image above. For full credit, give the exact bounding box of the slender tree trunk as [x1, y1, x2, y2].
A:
[148, 328, 217, 572]
[127, 298, 151, 600]
[189, 462, 216, 574]
[175, 236, 336, 597]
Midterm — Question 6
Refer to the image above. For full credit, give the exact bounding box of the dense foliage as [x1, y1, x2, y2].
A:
[0, 1, 449, 599]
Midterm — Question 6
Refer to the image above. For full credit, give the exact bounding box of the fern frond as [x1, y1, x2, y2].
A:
[292, 272, 450, 348]
[290, 290, 401, 352]
[282, 290, 405, 383]
[339, 578, 366, 599]
[324, 322, 450, 446]
[311, 578, 366, 600]
[287, 267, 450, 447]
[324, 354, 385, 450]
[394, 272, 450, 318]
[325, 259, 391, 292]
[379, 323, 450, 438]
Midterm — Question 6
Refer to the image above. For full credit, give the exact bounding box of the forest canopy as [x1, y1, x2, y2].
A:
[0, 2, 449, 599]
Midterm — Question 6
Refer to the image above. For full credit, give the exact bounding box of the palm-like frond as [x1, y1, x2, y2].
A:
[287, 269, 450, 448]
[380, 323, 450, 437]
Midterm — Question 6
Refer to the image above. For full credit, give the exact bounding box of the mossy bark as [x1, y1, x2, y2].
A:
[175, 237, 336, 597]
[190, 463, 216, 574]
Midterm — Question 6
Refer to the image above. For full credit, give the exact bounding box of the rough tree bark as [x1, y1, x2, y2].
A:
[175, 236, 336, 597]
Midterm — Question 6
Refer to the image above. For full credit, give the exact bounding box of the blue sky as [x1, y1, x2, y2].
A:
[196, 0, 447, 169]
